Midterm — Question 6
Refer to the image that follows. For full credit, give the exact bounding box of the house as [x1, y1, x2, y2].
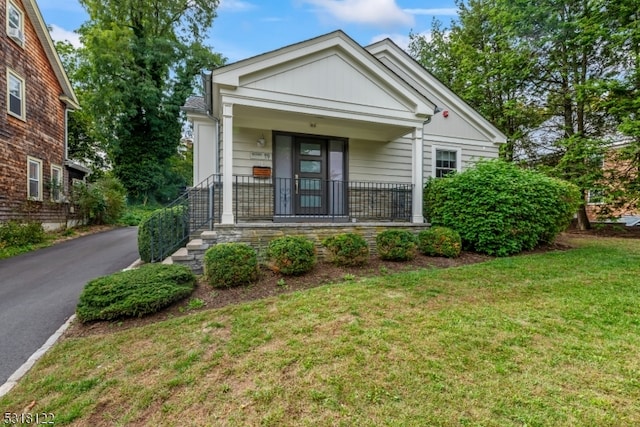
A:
[586, 138, 639, 223]
[175, 31, 506, 267]
[1, 0, 86, 230]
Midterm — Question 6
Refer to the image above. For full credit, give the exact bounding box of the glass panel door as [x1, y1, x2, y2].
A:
[294, 138, 327, 215]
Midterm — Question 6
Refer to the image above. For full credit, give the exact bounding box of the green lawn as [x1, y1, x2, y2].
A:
[2, 237, 639, 426]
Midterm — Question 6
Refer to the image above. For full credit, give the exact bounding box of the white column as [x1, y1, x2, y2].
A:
[412, 126, 425, 223]
[221, 102, 235, 224]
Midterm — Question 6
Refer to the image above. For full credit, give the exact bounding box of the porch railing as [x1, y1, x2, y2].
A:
[141, 174, 412, 262]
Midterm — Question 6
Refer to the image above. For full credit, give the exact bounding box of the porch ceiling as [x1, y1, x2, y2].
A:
[233, 105, 415, 142]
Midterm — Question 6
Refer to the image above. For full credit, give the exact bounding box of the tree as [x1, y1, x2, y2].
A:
[409, 0, 546, 162]
[76, 0, 224, 202]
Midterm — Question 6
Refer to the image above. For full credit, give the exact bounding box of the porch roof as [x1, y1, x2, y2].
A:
[209, 30, 436, 140]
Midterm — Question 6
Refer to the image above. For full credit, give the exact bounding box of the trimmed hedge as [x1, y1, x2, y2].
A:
[376, 229, 417, 261]
[204, 243, 259, 288]
[322, 233, 370, 267]
[424, 160, 580, 256]
[137, 205, 189, 263]
[417, 226, 462, 258]
[76, 264, 196, 323]
[266, 236, 316, 275]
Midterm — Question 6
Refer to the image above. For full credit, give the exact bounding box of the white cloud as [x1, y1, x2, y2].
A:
[302, 0, 414, 28]
[218, 0, 257, 12]
[404, 8, 458, 16]
[48, 24, 82, 48]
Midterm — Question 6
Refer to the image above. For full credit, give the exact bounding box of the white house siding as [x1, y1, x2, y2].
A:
[230, 127, 273, 176]
[348, 137, 413, 183]
[424, 137, 499, 178]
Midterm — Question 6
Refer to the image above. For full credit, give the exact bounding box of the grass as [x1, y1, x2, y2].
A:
[2, 237, 640, 425]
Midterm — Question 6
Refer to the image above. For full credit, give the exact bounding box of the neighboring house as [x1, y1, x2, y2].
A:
[587, 139, 639, 222]
[176, 31, 506, 266]
[1, 0, 87, 230]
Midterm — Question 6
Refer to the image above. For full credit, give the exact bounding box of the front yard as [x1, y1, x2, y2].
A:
[2, 236, 639, 425]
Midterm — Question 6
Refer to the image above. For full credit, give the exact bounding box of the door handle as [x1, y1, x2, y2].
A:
[294, 174, 299, 194]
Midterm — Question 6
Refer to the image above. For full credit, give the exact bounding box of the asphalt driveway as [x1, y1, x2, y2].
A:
[0, 227, 139, 385]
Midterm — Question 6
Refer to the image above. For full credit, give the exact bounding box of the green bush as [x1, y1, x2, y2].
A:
[424, 160, 581, 256]
[266, 236, 316, 275]
[137, 205, 189, 263]
[73, 176, 127, 225]
[76, 264, 196, 323]
[204, 243, 258, 288]
[322, 233, 369, 266]
[376, 229, 417, 261]
[0, 221, 45, 247]
[417, 226, 462, 258]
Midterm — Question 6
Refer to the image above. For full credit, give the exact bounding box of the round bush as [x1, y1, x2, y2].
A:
[376, 229, 417, 261]
[423, 160, 580, 256]
[204, 243, 258, 288]
[417, 226, 462, 258]
[322, 233, 369, 266]
[266, 236, 316, 275]
[76, 264, 196, 323]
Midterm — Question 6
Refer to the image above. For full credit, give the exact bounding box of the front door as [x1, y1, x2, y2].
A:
[294, 138, 327, 215]
[273, 132, 347, 220]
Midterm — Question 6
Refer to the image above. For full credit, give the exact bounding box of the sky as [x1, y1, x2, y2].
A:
[37, 0, 459, 63]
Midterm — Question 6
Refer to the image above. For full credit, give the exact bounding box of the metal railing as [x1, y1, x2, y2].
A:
[141, 174, 412, 262]
[140, 174, 221, 263]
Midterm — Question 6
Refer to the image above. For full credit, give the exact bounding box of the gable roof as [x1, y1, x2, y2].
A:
[366, 38, 507, 144]
[21, 0, 79, 109]
[212, 30, 436, 120]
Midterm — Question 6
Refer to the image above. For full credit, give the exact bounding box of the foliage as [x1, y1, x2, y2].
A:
[203, 243, 259, 288]
[424, 160, 580, 256]
[117, 203, 160, 226]
[375, 229, 417, 261]
[137, 205, 189, 263]
[63, 0, 225, 202]
[73, 176, 127, 225]
[266, 236, 316, 276]
[322, 233, 369, 267]
[0, 221, 46, 248]
[76, 264, 196, 322]
[417, 227, 462, 258]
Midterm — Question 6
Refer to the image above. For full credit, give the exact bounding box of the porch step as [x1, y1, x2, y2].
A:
[171, 247, 194, 262]
[186, 238, 208, 251]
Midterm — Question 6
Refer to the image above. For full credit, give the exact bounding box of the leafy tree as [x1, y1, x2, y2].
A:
[76, 0, 224, 203]
[409, 0, 545, 162]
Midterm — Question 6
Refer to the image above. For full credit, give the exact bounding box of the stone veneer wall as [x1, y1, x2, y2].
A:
[213, 222, 430, 260]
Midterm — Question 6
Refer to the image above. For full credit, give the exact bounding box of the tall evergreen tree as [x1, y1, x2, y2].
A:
[77, 0, 224, 202]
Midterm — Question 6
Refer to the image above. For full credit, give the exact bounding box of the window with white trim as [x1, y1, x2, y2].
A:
[7, 69, 25, 119]
[6, 0, 25, 46]
[587, 189, 605, 205]
[50, 164, 63, 202]
[433, 148, 460, 178]
[27, 157, 42, 200]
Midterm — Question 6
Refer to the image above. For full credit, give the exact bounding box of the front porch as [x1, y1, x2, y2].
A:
[189, 174, 415, 228]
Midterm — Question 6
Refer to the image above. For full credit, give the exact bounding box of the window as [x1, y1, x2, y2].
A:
[433, 148, 460, 178]
[6, 0, 25, 46]
[7, 69, 25, 119]
[587, 189, 605, 205]
[50, 165, 63, 202]
[27, 157, 42, 200]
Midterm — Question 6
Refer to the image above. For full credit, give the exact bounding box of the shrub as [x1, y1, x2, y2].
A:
[0, 221, 45, 247]
[417, 226, 462, 258]
[266, 236, 316, 275]
[376, 229, 417, 261]
[76, 264, 196, 323]
[424, 160, 581, 256]
[73, 176, 127, 225]
[322, 233, 369, 266]
[137, 205, 189, 263]
[204, 243, 258, 288]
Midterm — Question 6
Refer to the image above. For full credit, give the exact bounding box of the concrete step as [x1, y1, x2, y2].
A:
[186, 238, 208, 251]
[171, 247, 194, 262]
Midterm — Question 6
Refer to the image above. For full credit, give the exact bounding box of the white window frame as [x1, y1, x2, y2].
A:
[6, 0, 25, 46]
[7, 68, 25, 120]
[432, 146, 462, 178]
[50, 164, 63, 202]
[27, 156, 43, 201]
[587, 189, 605, 205]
